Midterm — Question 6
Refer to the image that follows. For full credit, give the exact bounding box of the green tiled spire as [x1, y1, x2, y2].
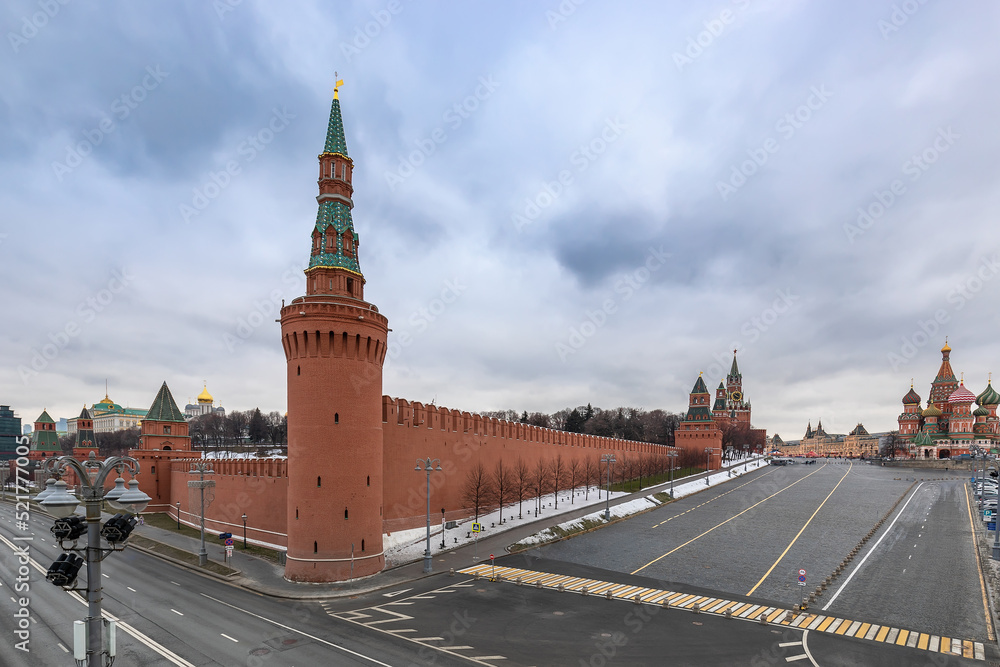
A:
[691, 375, 709, 395]
[145, 382, 186, 423]
[36, 410, 54, 423]
[729, 352, 741, 378]
[324, 97, 349, 157]
[31, 410, 60, 452]
[308, 201, 362, 274]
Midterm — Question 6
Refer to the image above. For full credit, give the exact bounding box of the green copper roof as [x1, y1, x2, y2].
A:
[324, 97, 349, 156]
[30, 427, 60, 452]
[36, 410, 54, 424]
[912, 431, 933, 446]
[729, 353, 741, 378]
[145, 382, 185, 423]
[691, 375, 709, 394]
[308, 201, 362, 274]
[974, 406, 989, 417]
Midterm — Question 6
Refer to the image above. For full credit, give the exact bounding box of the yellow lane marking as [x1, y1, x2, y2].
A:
[766, 609, 784, 623]
[964, 484, 996, 641]
[836, 619, 853, 635]
[817, 617, 836, 632]
[917, 633, 929, 650]
[632, 464, 829, 575]
[875, 626, 890, 642]
[730, 603, 752, 616]
[941, 637, 951, 653]
[895, 629, 909, 646]
[964, 640, 974, 658]
[856, 622, 870, 638]
[654, 469, 777, 527]
[796, 614, 817, 628]
[746, 463, 852, 595]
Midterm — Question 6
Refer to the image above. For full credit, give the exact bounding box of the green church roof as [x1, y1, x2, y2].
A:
[323, 96, 349, 157]
[36, 410, 54, 424]
[728, 352, 741, 378]
[145, 382, 186, 423]
[977, 381, 1000, 407]
[691, 375, 709, 394]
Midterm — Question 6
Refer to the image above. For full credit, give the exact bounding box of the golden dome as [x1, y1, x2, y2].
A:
[197, 384, 214, 404]
[941, 337, 951, 353]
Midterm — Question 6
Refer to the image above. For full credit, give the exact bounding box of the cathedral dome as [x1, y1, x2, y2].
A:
[948, 383, 976, 405]
[977, 381, 1000, 407]
[922, 403, 942, 417]
[197, 384, 214, 404]
[974, 406, 989, 418]
[901, 385, 921, 405]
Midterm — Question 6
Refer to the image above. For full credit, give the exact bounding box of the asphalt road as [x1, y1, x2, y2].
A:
[530, 461, 991, 641]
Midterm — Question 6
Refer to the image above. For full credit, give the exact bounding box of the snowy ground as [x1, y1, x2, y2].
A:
[384, 457, 768, 566]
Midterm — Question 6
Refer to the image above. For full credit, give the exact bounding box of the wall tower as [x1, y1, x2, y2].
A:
[280, 80, 389, 582]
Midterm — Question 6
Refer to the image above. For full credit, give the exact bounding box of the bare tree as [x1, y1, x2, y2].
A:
[551, 455, 567, 508]
[492, 459, 511, 524]
[582, 456, 597, 500]
[567, 458, 581, 504]
[462, 461, 495, 522]
[532, 458, 551, 516]
[513, 457, 530, 519]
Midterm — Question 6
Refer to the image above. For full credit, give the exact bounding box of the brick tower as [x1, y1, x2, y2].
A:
[280, 80, 389, 582]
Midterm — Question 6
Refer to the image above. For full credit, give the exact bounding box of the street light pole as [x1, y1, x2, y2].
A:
[601, 454, 616, 520]
[41, 452, 150, 667]
[415, 457, 442, 573]
[187, 462, 215, 566]
[667, 450, 678, 497]
[704, 447, 713, 485]
[176, 501, 181, 529]
[242, 513, 247, 549]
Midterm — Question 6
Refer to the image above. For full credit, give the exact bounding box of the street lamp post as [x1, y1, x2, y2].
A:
[40, 452, 150, 667]
[187, 462, 215, 566]
[601, 454, 616, 520]
[990, 462, 1000, 560]
[667, 450, 678, 498]
[704, 447, 713, 485]
[415, 457, 442, 573]
[242, 513, 247, 549]
[176, 501, 181, 529]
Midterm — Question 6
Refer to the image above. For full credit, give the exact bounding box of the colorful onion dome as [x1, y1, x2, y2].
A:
[974, 406, 989, 417]
[948, 382, 977, 404]
[902, 385, 921, 405]
[977, 380, 1000, 407]
[197, 384, 214, 404]
[922, 403, 943, 417]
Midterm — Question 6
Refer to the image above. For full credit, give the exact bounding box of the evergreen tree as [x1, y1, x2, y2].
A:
[565, 408, 585, 433]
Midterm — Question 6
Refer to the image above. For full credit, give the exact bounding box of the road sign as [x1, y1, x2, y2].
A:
[472, 523, 483, 533]
[225, 545, 234, 557]
[797, 569, 806, 586]
[490, 554, 494, 560]
[225, 538, 234, 547]
[989, 522, 997, 531]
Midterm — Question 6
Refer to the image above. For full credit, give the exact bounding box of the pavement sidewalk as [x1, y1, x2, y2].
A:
[128, 457, 763, 599]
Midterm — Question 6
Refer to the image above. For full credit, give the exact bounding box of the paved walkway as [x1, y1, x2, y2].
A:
[129, 458, 762, 599]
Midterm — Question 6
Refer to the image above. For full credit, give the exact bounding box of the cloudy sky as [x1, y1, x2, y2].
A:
[3, 0, 998, 439]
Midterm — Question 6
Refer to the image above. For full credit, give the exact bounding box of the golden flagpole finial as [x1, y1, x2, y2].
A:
[334, 72, 345, 99]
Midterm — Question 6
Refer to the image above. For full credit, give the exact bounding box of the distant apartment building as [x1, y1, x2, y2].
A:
[0, 406, 22, 461]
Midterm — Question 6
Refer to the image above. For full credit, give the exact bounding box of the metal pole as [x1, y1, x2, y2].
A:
[242, 514, 247, 549]
[176, 501, 181, 529]
[85, 492, 102, 667]
[669, 454, 674, 497]
[423, 467, 432, 573]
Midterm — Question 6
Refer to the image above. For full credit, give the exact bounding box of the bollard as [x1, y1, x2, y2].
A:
[536, 580, 542, 589]
[663, 598, 671, 609]
[692, 603, 700, 613]
[449, 568, 455, 577]
[784, 610, 795, 622]
[634, 595, 642, 605]
[606, 591, 613, 600]
[474, 572, 480, 580]
[581, 586, 588, 596]
[558, 584, 565, 592]
[758, 614, 768, 625]
[725, 608, 732, 619]
[516, 577, 522, 586]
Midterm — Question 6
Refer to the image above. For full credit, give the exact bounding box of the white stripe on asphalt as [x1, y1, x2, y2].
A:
[822, 482, 924, 610]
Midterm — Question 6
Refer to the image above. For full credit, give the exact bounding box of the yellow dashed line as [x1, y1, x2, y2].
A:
[964, 640, 974, 658]
[917, 633, 929, 650]
[895, 629, 909, 646]
[836, 619, 853, 635]
[940, 637, 951, 653]
[855, 622, 870, 638]
[817, 617, 836, 632]
[875, 626, 890, 642]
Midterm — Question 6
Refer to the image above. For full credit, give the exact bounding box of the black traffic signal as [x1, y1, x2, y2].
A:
[46, 553, 84, 587]
[101, 514, 137, 543]
[51, 516, 86, 541]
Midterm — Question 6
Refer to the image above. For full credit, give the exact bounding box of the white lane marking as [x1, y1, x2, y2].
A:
[171, 609, 184, 616]
[779, 641, 803, 647]
[58, 643, 69, 653]
[127, 587, 136, 592]
[786, 656, 809, 663]
[102, 574, 110, 579]
[201, 593, 393, 666]
[170, 581, 181, 586]
[800, 630, 820, 667]
[220, 633, 239, 643]
[383, 588, 413, 598]
[822, 482, 924, 610]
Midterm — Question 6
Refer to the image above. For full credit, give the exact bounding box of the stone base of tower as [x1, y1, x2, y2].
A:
[284, 552, 384, 582]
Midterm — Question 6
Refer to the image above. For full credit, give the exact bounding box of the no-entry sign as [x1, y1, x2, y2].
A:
[797, 569, 807, 586]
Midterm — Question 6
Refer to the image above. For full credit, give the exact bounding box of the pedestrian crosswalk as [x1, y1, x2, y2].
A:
[459, 564, 986, 662]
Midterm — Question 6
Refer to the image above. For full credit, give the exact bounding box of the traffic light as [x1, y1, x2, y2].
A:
[100, 514, 137, 544]
[51, 516, 86, 541]
[46, 553, 84, 587]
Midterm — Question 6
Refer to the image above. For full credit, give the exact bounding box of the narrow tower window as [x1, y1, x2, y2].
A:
[344, 507, 348, 520]
[335, 413, 339, 424]
[361, 539, 365, 552]
[314, 541, 318, 553]
[347, 277, 354, 294]
[296, 508, 299, 519]
[317, 476, 321, 487]
[297, 366, 301, 376]
[366, 475, 370, 487]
